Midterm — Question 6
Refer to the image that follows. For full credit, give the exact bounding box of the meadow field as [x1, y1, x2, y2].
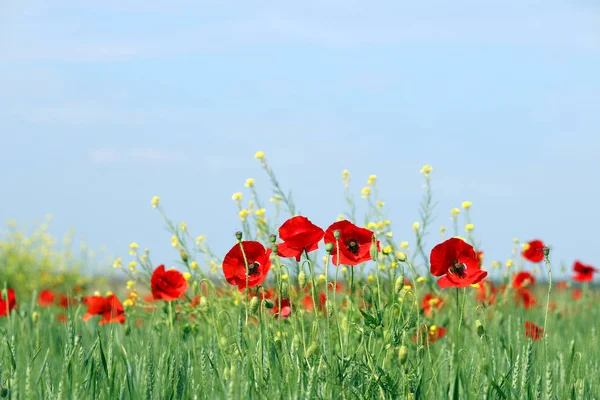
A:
[0, 152, 597, 400]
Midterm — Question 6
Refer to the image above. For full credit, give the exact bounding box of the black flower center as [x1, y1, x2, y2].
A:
[248, 261, 260, 276]
[449, 262, 467, 278]
[346, 239, 360, 255]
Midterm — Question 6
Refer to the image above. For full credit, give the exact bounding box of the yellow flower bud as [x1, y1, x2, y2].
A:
[254, 151, 265, 160]
[151, 196, 160, 209]
[462, 201, 472, 209]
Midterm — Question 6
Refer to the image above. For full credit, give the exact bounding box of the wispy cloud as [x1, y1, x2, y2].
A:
[88, 147, 188, 165]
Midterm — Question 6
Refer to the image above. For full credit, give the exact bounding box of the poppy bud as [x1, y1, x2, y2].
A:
[333, 230, 340, 239]
[370, 237, 379, 261]
[179, 249, 188, 263]
[249, 296, 260, 313]
[263, 299, 274, 309]
[32, 311, 39, 324]
[235, 231, 243, 242]
[395, 275, 405, 294]
[543, 247, 550, 257]
[281, 282, 290, 299]
[398, 345, 408, 364]
[199, 296, 209, 313]
[298, 271, 307, 289]
[475, 319, 485, 338]
[269, 234, 277, 243]
[321, 243, 332, 254]
[271, 244, 278, 255]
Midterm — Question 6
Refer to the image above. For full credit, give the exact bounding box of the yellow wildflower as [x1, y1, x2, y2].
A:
[232, 192, 243, 201]
[451, 208, 460, 216]
[465, 223, 474, 232]
[412, 222, 420, 231]
[462, 201, 472, 209]
[126, 280, 135, 289]
[190, 261, 198, 270]
[255, 208, 266, 217]
[183, 272, 192, 281]
[367, 175, 377, 185]
[361, 186, 371, 198]
[245, 178, 255, 188]
[151, 196, 160, 209]
[254, 151, 265, 159]
[420, 164, 433, 175]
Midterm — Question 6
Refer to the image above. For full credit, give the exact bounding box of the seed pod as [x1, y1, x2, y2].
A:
[179, 249, 188, 263]
[280, 282, 290, 299]
[325, 243, 334, 253]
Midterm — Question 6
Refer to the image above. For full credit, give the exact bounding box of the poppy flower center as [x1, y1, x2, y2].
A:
[449, 262, 467, 278]
[346, 239, 360, 255]
[247, 261, 261, 276]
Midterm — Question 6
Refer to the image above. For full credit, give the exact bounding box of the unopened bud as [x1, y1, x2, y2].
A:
[199, 296, 209, 313]
[32, 311, 39, 324]
[298, 271, 307, 289]
[179, 249, 188, 263]
[542, 247, 550, 257]
[398, 345, 408, 364]
[476, 319, 485, 338]
[235, 231, 243, 241]
[269, 234, 277, 243]
[325, 243, 334, 253]
[263, 299, 274, 309]
[271, 244, 278, 255]
[249, 296, 260, 313]
[281, 282, 290, 299]
[395, 275, 405, 294]
[396, 251, 407, 262]
[370, 237, 379, 261]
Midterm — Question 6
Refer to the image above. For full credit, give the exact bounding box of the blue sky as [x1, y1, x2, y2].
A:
[0, 1, 599, 281]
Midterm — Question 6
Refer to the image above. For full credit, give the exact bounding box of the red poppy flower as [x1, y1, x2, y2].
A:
[515, 287, 536, 309]
[476, 251, 484, 267]
[223, 241, 272, 291]
[151, 265, 188, 301]
[421, 293, 443, 316]
[524, 321, 543, 340]
[572, 260, 598, 282]
[38, 289, 55, 307]
[413, 325, 446, 344]
[0, 289, 16, 317]
[512, 271, 535, 289]
[276, 216, 325, 262]
[572, 288, 582, 301]
[521, 240, 546, 263]
[273, 298, 291, 319]
[475, 281, 499, 306]
[303, 292, 326, 312]
[324, 220, 379, 266]
[58, 294, 77, 308]
[82, 294, 125, 325]
[556, 281, 569, 290]
[429, 238, 487, 288]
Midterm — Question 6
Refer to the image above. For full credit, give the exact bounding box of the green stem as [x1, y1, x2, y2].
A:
[543, 252, 552, 363]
